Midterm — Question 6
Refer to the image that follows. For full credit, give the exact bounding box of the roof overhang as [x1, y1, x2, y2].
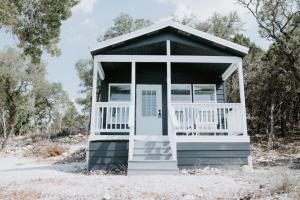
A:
[90, 20, 249, 57]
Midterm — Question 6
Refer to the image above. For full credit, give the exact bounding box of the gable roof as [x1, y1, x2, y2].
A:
[90, 20, 249, 56]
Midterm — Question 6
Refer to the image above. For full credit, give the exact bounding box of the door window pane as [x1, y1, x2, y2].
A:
[110, 84, 130, 101]
[171, 84, 192, 102]
[142, 90, 157, 117]
[193, 84, 216, 102]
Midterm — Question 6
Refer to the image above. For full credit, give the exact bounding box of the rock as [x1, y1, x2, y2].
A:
[24, 138, 33, 145]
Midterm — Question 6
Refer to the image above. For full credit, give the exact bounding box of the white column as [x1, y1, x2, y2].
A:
[238, 61, 248, 136]
[128, 62, 136, 160]
[166, 40, 171, 136]
[90, 60, 98, 135]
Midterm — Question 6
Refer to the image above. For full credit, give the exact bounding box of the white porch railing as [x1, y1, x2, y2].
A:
[171, 103, 244, 135]
[94, 102, 131, 132]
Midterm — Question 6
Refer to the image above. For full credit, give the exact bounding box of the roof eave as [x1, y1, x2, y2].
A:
[90, 20, 249, 56]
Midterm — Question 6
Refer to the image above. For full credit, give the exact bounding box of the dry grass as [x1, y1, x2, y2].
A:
[273, 170, 296, 194]
[0, 185, 42, 200]
[25, 142, 68, 158]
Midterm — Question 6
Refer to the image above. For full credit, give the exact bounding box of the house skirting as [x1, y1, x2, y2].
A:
[88, 140, 250, 170]
[88, 140, 129, 170]
[177, 142, 250, 169]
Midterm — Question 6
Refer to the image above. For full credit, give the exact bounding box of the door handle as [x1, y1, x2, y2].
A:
[158, 109, 162, 118]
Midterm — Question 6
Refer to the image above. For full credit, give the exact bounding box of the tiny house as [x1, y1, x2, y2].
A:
[88, 20, 251, 175]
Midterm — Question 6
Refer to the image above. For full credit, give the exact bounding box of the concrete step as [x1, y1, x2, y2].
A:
[133, 148, 172, 154]
[133, 141, 171, 149]
[128, 160, 178, 175]
[127, 169, 179, 175]
[128, 160, 178, 170]
[133, 154, 172, 160]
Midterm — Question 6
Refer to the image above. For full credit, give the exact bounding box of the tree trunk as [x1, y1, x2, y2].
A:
[1, 136, 9, 150]
[268, 101, 275, 150]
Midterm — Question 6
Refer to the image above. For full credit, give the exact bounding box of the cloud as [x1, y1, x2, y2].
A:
[73, 0, 97, 13]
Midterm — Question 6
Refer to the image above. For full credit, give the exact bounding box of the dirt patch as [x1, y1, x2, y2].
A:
[0, 185, 42, 200]
[24, 142, 68, 158]
[55, 147, 86, 164]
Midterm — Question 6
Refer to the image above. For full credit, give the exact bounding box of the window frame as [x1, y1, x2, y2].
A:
[171, 84, 193, 103]
[108, 83, 131, 102]
[192, 84, 217, 103]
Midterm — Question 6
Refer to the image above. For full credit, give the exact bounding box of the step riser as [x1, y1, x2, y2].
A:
[133, 155, 172, 160]
[133, 148, 172, 154]
[128, 162, 178, 170]
[133, 142, 171, 149]
[128, 170, 178, 175]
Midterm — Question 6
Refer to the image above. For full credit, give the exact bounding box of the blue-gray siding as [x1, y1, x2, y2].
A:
[177, 142, 250, 168]
[88, 141, 129, 170]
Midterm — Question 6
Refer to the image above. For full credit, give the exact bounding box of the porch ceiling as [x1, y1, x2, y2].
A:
[101, 62, 230, 81]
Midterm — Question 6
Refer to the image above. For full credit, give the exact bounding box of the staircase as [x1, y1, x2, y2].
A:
[128, 139, 178, 175]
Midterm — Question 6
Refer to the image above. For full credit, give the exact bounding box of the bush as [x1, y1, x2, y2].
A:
[27, 142, 68, 158]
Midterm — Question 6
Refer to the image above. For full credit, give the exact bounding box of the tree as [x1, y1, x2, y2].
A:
[237, 0, 300, 148]
[0, 47, 83, 148]
[97, 13, 152, 41]
[0, 0, 79, 63]
[174, 11, 243, 40]
[237, 0, 300, 80]
[195, 12, 244, 40]
[0, 47, 44, 148]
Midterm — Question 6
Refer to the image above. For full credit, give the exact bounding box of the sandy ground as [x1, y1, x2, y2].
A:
[0, 153, 299, 200]
[0, 137, 299, 200]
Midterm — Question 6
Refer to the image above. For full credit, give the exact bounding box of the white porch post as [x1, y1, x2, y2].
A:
[166, 40, 171, 137]
[128, 62, 136, 160]
[237, 61, 248, 136]
[90, 60, 99, 136]
[166, 40, 177, 160]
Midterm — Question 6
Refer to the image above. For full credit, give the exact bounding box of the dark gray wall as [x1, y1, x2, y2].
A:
[99, 62, 228, 135]
[177, 142, 250, 168]
[88, 141, 129, 170]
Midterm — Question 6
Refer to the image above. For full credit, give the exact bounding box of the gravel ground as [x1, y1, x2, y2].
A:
[0, 154, 299, 200]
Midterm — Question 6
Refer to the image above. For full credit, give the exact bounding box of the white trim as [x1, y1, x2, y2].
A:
[129, 62, 136, 160]
[171, 84, 193, 103]
[192, 84, 217, 103]
[90, 61, 98, 133]
[97, 62, 105, 80]
[237, 62, 248, 136]
[91, 20, 249, 55]
[108, 83, 131, 102]
[94, 55, 242, 64]
[175, 136, 250, 143]
[89, 135, 129, 141]
[222, 63, 238, 81]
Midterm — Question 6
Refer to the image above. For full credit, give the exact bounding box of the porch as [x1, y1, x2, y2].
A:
[89, 42, 249, 162]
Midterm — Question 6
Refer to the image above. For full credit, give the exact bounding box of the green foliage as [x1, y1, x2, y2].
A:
[98, 13, 152, 41]
[174, 11, 243, 40]
[75, 59, 93, 116]
[0, 47, 84, 148]
[238, 0, 300, 148]
[0, 0, 79, 63]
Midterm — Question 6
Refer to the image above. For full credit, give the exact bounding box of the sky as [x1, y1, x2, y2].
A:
[0, 0, 271, 102]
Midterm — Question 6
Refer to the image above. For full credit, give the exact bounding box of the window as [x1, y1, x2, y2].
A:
[109, 84, 131, 102]
[193, 84, 216, 102]
[171, 84, 192, 102]
[142, 90, 157, 116]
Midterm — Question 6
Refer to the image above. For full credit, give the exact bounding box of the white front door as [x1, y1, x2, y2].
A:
[136, 84, 162, 135]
